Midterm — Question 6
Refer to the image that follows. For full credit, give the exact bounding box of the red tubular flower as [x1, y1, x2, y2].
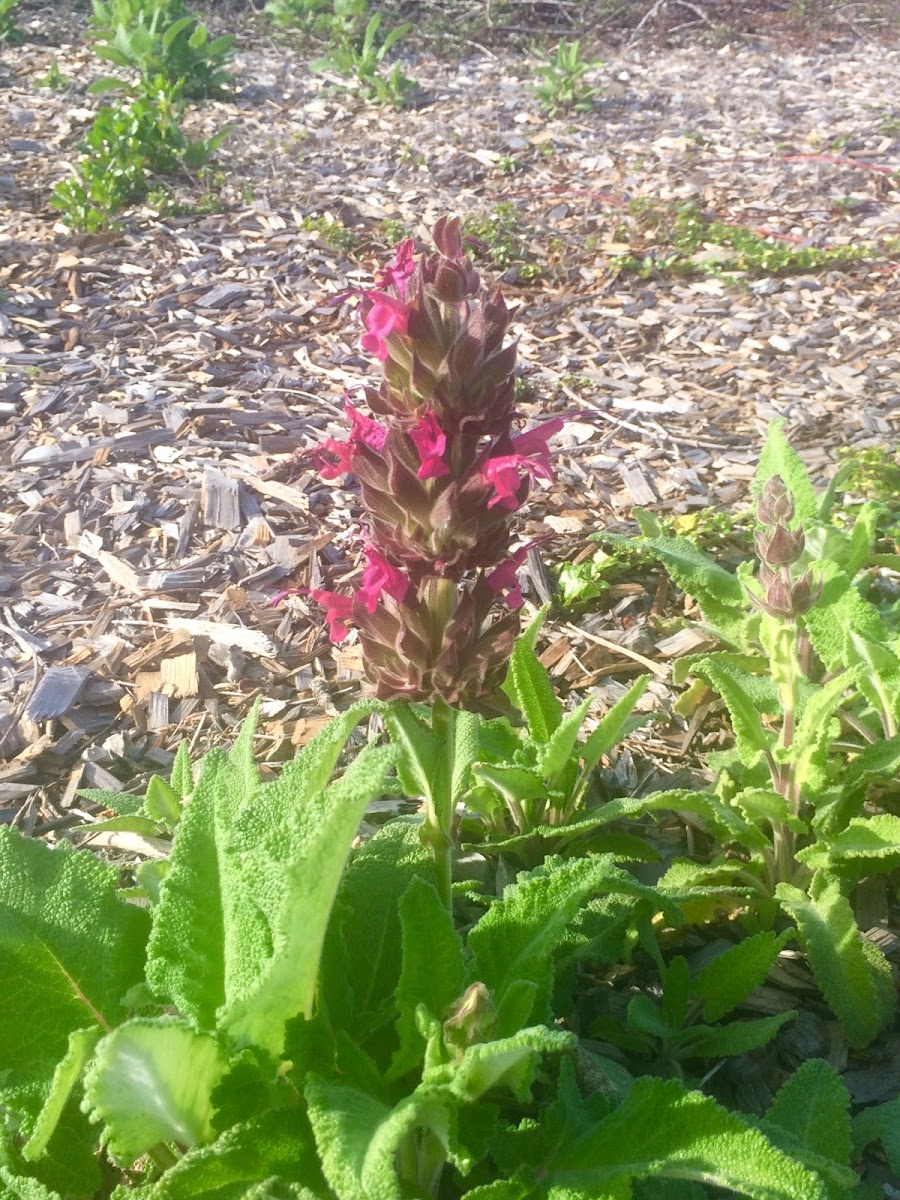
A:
[483, 418, 564, 510]
[308, 590, 354, 643]
[356, 546, 409, 613]
[304, 219, 563, 705]
[409, 411, 449, 480]
[360, 294, 410, 361]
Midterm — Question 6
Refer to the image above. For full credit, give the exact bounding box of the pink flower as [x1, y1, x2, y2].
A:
[486, 546, 529, 610]
[360, 293, 410, 361]
[483, 418, 564, 510]
[356, 546, 408, 614]
[408, 411, 449, 480]
[313, 437, 354, 480]
[310, 589, 354, 643]
[376, 238, 417, 293]
[347, 402, 387, 452]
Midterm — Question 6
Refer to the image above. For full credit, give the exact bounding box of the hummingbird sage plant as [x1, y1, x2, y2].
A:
[310, 216, 562, 903]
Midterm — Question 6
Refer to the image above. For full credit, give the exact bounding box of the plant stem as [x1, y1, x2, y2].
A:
[429, 694, 456, 912]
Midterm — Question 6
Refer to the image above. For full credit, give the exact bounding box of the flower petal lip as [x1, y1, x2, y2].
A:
[309, 589, 354, 642]
[409, 411, 450, 480]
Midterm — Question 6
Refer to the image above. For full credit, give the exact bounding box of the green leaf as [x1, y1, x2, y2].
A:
[467, 856, 622, 1028]
[577, 675, 650, 784]
[0, 1169, 63, 1200]
[842, 734, 900, 796]
[390, 877, 466, 1080]
[536, 697, 591, 781]
[384, 704, 440, 803]
[82, 1018, 229, 1165]
[603, 532, 747, 643]
[145, 775, 182, 830]
[801, 561, 888, 673]
[546, 1075, 828, 1199]
[146, 710, 395, 1055]
[22, 1028, 101, 1161]
[144, 751, 228, 1029]
[797, 814, 900, 877]
[776, 879, 894, 1048]
[169, 740, 194, 799]
[146, 1109, 324, 1200]
[328, 818, 434, 1042]
[222, 741, 399, 1054]
[674, 1012, 794, 1059]
[661, 956, 690, 1031]
[753, 420, 817, 523]
[305, 1078, 450, 1200]
[694, 930, 794, 1022]
[502, 605, 563, 743]
[852, 1096, 900, 1174]
[0, 828, 149, 1126]
[689, 658, 773, 766]
[427, 1026, 574, 1104]
[766, 1059, 852, 1168]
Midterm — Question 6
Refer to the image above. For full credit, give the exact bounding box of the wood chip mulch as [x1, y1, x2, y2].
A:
[2, 6, 899, 839]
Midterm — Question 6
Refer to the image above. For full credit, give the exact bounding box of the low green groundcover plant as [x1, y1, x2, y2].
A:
[51, 77, 232, 231]
[90, 0, 234, 98]
[2, 223, 898, 1199]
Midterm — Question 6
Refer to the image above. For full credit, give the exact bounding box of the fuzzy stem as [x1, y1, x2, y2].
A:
[429, 694, 456, 912]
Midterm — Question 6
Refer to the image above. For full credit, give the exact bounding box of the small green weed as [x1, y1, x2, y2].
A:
[90, 0, 234, 98]
[615, 199, 883, 280]
[834, 445, 900, 552]
[37, 60, 72, 89]
[0, 0, 22, 44]
[264, 0, 363, 34]
[533, 38, 601, 118]
[311, 11, 418, 108]
[299, 212, 360, 252]
[463, 201, 541, 280]
[378, 216, 413, 247]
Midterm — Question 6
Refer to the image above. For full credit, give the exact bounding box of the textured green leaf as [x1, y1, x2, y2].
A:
[0, 1170, 62, 1200]
[546, 1075, 828, 1199]
[169, 740, 194, 800]
[776, 879, 894, 1048]
[0, 828, 149, 1125]
[221, 742, 399, 1054]
[1, 1100, 100, 1200]
[467, 856, 622, 1027]
[675, 1012, 794, 1059]
[801, 562, 888, 673]
[146, 709, 396, 1055]
[83, 1019, 229, 1165]
[852, 1096, 900, 1174]
[22, 1028, 101, 1161]
[842, 734, 900, 795]
[502, 605, 563, 743]
[147, 1109, 324, 1200]
[390, 876, 465, 1080]
[766, 1059, 852, 1168]
[305, 1078, 451, 1200]
[537, 697, 591, 781]
[689, 658, 773, 765]
[753, 419, 817, 523]
[144, 750, 229, 1029]
[694, 930, 794, 1022]
[383, 704, 440, 802]
[426, 1026, 574, 1104]
[661, 956, 690, 1031]
[329, 818, 434, 1042]
[577, 676, 650, 784]
[847, 634, 900, 732]
[797, 814, 900, 877]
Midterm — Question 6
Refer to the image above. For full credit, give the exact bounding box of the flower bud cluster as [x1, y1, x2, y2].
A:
[309, 217, 562, 705]
[749, 475, 820, 619]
